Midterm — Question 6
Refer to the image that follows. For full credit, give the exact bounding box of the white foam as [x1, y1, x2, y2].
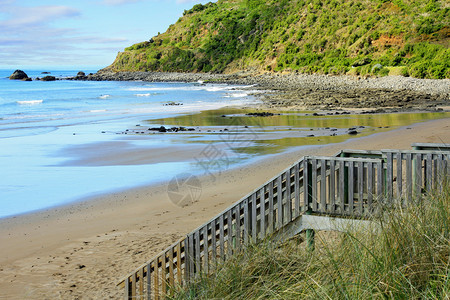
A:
[89, 109, 107, 113]
[16, 100, 43, 105]
[135, 93, 151, 97]
[224, 92, 249, 98]
[99, 95, 111, 99]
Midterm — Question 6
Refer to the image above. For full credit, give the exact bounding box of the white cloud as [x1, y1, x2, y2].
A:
[0, 5, 80, 28]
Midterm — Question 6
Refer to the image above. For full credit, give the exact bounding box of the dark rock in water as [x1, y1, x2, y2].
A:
[158, 126, 167, 132]
[41, 75, 56, 81]
[348, 130, 358, 135]
[77, 71, 86, 77]
[23, 77, 32, 81]
[9, 70, 29, 80]
[221, 115, 226, 117]
[307, 134, 315, 137]
[41, 72, 50, 74]
[246, 112, 275, 117]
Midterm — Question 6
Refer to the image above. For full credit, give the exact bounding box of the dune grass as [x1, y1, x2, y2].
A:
[171, 181, 449, 299]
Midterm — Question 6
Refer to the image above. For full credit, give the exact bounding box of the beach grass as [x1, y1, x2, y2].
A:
[171, 180, 449, 299]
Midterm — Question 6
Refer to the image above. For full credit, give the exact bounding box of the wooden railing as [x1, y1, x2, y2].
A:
[118, 148, 449, 299]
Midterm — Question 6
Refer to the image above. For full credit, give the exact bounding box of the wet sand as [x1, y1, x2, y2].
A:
[0, 117, 449, 299]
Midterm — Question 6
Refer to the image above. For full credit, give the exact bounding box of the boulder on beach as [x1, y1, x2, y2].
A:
[9, 70, 29, 80]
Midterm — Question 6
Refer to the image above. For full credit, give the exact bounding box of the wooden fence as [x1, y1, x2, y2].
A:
[119, 148, 449, 299]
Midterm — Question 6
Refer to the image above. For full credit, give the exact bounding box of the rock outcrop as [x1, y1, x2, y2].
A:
[9, 70, 29, 80]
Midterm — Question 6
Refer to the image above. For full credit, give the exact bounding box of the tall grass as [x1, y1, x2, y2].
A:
[171, 182, 449, 299]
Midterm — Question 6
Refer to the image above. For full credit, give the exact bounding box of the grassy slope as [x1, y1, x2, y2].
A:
[171, 182, 449, 299]
[106, 0, 449, 79]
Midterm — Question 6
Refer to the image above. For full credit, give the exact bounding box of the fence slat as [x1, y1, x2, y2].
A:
[386, 152, 393, 202]
[235, 205, 241, 249]
[203, 225, 209, 274]
[227, 209, 233, 256]
[285, 169, 292, 224]
[244, 199, 249, 244]
[329, 160, 336, 214]
[268, 181, 274, 233]
[358, 161, 364, 214]
[260, 187, 265, 238]
[131, 273, 136, 300]
[294, 163, 300, 217]
[320, 159, 327, 213]
[312, 159, 318, 212]
[219, 215, 224, 260]
[415, 153, 422, 197]
[426, 153, 432, 192]
[339, 160, 345, 214]
[348, 161, 354, 214]
[406, 153, 412, 202]
[176, 242, 182, 286]
[277, 175, 283, 229]
[252, 193, 257, 242]
[146, 263, 152, 300]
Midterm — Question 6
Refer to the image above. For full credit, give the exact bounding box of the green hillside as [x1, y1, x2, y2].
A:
[105, 0, 449, 79]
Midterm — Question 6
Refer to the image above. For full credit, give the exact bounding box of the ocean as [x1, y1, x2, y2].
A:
[0, 69, 258, 218]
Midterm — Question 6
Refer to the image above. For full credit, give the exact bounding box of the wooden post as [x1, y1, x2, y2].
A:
[305, 210, 315, 252]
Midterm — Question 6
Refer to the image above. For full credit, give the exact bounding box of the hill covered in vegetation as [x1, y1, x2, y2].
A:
[104, 0, 449, 79]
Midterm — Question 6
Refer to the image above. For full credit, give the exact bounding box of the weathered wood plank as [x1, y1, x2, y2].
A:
[146, 263, 152, 300]
[426, 153, 432, 192]
[320, 159, 326, 213]
[124, 277, 130, 300]
[312, 159, 318, 212]
[153, 259, 159, 300]
[386, 152, 393, 202]
[329, 161, 336, 214]
[259, 187, 265, 238]
[195, 231, 200, 274]
[227, 209, 233, 256]
[203, 225, 209, 274]
[176, 242, 182, 286]
[358, 161, 364, 214]
[339, 160, 345, 214]
[277, 175, 283, 229]
[294, 163, 300, 217]
[244, 198, 249, 244]
[235, 206, 241, 249]
[268, 181, 274, 234]
[219, 215, 224, 261]
[131, 273, 136, 300]
[210, 220, 216, 267]
[396, 151, 403, 199]
[304, 159, 311, 212]
[377, 161, 383, 200]
[415, 153, 422, 196]
[285, 169, 292, 224]
[367, 162, 373, 212]
[348, 161, 354, 213]
[406, 153, 412, 202]
[251, 193, 257, 242]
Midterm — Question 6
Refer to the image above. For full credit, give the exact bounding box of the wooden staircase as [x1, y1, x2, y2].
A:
[118, 144, 449, 299]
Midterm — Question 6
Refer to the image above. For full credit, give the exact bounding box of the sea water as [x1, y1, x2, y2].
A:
[0, 69, 258, 218]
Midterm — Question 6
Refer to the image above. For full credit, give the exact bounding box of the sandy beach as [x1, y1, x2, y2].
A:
[0, 116, 449, 299]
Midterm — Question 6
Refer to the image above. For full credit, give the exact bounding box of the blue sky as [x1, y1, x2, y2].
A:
[0, 0, 214, 69]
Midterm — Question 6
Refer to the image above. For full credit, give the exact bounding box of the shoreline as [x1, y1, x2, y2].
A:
[84, 71, 450, 112]
[0, 117, 449, 299]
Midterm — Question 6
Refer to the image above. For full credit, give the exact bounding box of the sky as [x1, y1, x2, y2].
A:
[0, 0, 214, 69]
